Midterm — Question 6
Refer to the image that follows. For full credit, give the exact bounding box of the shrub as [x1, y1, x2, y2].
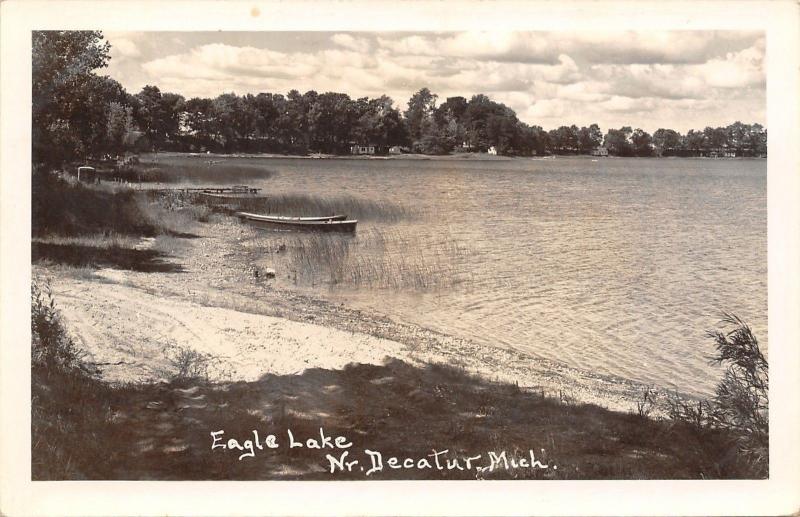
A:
[635, 385, 657, 419]
[706, 313, 768, 469]
[667, 313, 768, 477]
[165, 343, 211, 380]
[31, 280, 84, 373]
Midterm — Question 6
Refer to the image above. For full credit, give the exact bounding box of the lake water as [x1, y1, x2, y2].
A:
[168, 155, 768, 397]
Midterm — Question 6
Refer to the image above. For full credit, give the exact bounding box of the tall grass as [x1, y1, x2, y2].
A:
[141, 190, 215, 227]
[31, 279, 127, 479]
[121, 158, 275, 183]
[33, 172, 214, 240]
[33, 173, 158, 237]
[254, 227, 471, 290]
[231, 193, 414, 222]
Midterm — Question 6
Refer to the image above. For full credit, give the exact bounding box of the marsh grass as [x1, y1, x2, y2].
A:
[255, 227, 471, 290]
[230, 193, 414, 222]
[121, 158, 275, 183]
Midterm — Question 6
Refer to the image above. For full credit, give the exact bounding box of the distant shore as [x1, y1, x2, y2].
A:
[144, 151, 767, 163]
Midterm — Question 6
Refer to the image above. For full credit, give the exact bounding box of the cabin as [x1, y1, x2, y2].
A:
[350, 144, 376, 155]
[388, 146, 403, 155]
[591, 147, 609, 157]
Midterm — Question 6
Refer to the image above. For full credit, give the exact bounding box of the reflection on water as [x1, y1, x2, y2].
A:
[196, 155, 768, 397]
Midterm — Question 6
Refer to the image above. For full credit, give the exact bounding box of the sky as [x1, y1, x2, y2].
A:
[103, 31, 766, 133]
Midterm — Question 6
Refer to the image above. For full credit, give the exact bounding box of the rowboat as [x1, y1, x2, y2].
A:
[236, 211, 348, 222]
[236, 212, 357, 233]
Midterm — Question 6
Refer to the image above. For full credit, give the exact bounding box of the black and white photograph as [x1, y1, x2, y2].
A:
[2, 1, 799, 515]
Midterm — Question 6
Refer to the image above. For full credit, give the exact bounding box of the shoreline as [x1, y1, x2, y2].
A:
[37, 205, 663, 414]
[149, 150, 765, 162]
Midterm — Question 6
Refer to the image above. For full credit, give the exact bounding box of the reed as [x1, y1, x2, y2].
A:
[120, 158, 275, 183]
[254, 227, 471, 290]
[229, 193, 414, 222]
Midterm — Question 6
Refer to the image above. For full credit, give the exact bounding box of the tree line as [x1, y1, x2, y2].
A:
[33, 31, 767, 169]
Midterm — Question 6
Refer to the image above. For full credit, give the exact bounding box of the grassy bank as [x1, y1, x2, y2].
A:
[32, 172, 212, 276]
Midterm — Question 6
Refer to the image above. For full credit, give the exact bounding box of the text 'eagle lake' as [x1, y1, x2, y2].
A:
[210, 428, 556, 475]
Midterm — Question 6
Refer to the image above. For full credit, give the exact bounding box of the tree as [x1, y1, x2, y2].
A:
[527, 125, 549, 155]
[105, 101, 136, 152]
[354, 96, 407, 148]
[577, 124, 604, 153]
[134, 86, 184, 150]
[549, 125, 579, 153]
[603, 127, 633, 156]
[404, 88, 438, 146]
[631, 128, 654, 157]
[652, 128, 682, 156]
[184, 97, 216, 145]
[32, 31, 112, 167]
[308, 92, 357, 153]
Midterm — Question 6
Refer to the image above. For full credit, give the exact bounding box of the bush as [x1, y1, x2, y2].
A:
[706, 313, 768, 468]
[667, 313, 768, 477]
[31, 280, 84, 373]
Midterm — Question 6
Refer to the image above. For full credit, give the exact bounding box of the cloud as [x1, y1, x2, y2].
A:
[108, 37, 141, 59]
[698, 39, 765, 88]
[331, 34, 370, 53]
[114, 30, 764, 132]
[375, 31, 762, 65]
[142, 44, 319, 81]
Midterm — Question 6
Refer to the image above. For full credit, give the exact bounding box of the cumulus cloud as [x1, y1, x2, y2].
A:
[375, 30, 761, 65]
[108, 37, 141, 59]
[107, 30, 765, 132]
[698, 39, 765, 88]
[331, 34, 370, 53]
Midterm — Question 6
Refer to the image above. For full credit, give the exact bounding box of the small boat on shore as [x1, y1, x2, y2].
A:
[236, 211, 357, 233]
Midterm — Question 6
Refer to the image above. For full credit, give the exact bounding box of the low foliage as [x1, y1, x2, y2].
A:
[165, 344, 212, 381]
[31, 281, 85, 374]
[31, 280, 128, 479]
[665, 313, 768, 477]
